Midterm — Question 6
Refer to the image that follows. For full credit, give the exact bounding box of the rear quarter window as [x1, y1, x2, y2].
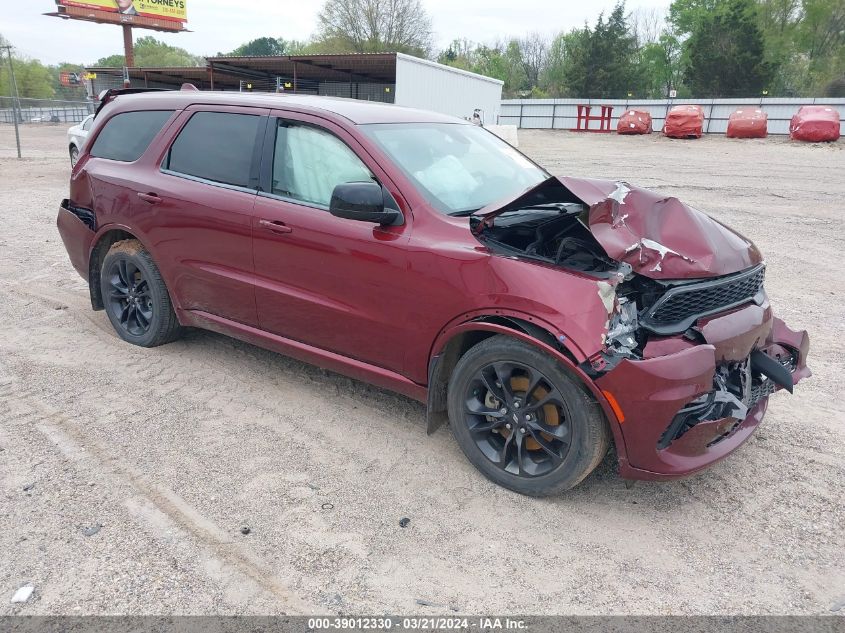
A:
[90, 110, 173, 162]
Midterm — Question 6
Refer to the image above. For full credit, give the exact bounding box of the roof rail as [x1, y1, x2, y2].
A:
[94, 87, 169, 117]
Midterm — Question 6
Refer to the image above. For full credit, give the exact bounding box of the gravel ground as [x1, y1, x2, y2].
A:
[0, 124, 843, 616]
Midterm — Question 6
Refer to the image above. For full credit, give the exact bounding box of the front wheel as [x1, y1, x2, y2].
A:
[100, 239, 182, 347]
[69, 145, 79, 167]
[447, 335, 609, 496]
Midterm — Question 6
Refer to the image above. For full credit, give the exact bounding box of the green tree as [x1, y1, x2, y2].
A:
[668, 0, 721, 35]
[314, 0, 433, 57]
[223, 37, 307, 57]
[51, 62, 88, 100]
[94, 36, 203, 67]
[0, 36, 57, 99]
[437, 39, 527, 97]
[683, 0, 773, 96]
[638, 33, 683, 97]
[561, 3, 642, 98]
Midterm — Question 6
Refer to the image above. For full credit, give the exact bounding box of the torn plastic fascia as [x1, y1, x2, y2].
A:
[596, 260, 639, 356]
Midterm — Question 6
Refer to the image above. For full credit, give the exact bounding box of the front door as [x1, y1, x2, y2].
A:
[251, 112, 413, 374]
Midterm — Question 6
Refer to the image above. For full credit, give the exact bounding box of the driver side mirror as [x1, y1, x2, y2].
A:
[329, 182, 403, 226]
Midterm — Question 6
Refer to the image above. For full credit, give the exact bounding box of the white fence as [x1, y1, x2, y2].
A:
[499, 98, 845, 135]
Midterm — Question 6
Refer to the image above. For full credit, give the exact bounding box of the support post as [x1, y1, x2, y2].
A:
[122, 25, 134, 69]
[2, 45, 21, 159]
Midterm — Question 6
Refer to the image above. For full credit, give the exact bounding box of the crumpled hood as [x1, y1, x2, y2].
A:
[475, 176, 762, 280]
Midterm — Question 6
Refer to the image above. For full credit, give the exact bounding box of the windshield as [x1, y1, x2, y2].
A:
[360, 123, 548, 215]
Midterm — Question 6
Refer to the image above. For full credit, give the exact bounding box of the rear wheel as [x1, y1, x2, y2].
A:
[100, 240, 182, 347]
[447, 335, 609, 496]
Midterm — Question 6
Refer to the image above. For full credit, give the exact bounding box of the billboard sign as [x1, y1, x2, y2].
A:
[56, 0, 187, 24]
[60, 71, 82, 86]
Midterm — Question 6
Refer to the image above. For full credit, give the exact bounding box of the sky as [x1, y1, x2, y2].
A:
[4, 0, 670, 66]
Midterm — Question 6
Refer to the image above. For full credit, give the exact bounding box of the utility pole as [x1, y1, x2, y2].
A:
[2, 45, 22, 159]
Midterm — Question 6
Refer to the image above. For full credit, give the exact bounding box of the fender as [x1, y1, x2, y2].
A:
[431, 308, 590, 364]
[86, 222, 181, 313]
[426, 318, 629, 471]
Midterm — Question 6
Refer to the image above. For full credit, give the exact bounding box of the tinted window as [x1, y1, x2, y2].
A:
[166, 112, 261, 188]
[90, 110, 173, 162]
[273, 122, 373, 207]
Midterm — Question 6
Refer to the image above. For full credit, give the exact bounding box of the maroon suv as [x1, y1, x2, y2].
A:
[57, 88, 810, 495]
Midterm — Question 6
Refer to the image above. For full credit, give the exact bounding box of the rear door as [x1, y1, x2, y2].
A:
[251, 111, 413, 374]
[140, 105, 269, 326]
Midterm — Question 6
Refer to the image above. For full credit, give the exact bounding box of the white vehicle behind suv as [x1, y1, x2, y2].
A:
[68, 114, 94, 166]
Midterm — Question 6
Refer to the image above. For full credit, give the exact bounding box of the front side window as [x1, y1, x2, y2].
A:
[361, 122, 548, 215]
[166, 111, 261, 188]
[272, 121, 374, 208]
[90, 110, 173, 162]
[82, 116, 93, 131]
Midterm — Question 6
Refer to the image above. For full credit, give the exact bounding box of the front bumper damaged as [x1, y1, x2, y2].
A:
[595, 314, 810, 480]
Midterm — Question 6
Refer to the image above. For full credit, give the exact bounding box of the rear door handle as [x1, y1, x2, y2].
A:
[258, 219, 293, 234]
[137, 192, 163, 204]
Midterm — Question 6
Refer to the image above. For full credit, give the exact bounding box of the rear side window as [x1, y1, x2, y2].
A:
[165, 112, 261, 188]
[90, 110, 173, 162]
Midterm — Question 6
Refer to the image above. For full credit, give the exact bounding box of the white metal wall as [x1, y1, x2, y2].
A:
[394, 53, 504, 123]
[499, 97, 845, 135]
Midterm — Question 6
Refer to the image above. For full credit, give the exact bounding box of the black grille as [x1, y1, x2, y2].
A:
[644, 265, 765, 332]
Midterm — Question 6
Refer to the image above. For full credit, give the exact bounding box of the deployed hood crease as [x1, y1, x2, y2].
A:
[475, 176, 762, 280]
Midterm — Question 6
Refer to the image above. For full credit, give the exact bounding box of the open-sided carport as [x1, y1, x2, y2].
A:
[86, 53, 504, 122]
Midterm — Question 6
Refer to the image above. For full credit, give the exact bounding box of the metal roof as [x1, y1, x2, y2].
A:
[98, 89, 467, 125]
[205, 53, 398, 83]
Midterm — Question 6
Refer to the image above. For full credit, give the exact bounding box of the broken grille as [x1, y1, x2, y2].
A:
[642, 264, 766, 334]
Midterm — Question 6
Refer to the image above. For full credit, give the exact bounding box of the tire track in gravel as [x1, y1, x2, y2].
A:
[11, 387, 316, 615]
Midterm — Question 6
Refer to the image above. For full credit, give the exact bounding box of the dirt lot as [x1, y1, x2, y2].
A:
[1, 123, 843, 616]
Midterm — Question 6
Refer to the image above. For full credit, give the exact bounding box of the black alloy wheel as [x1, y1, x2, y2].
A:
[447, 335, 609, 495]
[100, 239, 182, 347]
[106, 258, 154, 337]
[463, 361, 572, 477]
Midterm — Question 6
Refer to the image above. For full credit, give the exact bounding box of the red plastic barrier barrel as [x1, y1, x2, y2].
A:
[726, 109, 768, 138]
[664, 105, 704, 138]
[789, 106, 840, 142]
[617, 110, 652, 135]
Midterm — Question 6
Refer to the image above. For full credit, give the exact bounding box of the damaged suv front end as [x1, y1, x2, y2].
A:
[474, 176, 810, 480]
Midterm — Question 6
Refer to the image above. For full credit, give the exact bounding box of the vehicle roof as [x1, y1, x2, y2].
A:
[105, 90, 468, 125]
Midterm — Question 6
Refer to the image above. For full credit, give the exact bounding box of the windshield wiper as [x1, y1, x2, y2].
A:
[448, 208, 481, 217]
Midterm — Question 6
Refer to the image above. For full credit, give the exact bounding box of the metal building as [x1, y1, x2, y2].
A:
[86, 52, 504, 123]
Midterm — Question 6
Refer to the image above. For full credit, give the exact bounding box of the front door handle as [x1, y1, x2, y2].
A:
[258, 219, 293, 234]
[137, 192, 163, 204]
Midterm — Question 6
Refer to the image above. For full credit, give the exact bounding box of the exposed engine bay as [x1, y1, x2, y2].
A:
[474, 203, 669, 361]
[473, 181, 770, 366]
[476, 203, 619, 275]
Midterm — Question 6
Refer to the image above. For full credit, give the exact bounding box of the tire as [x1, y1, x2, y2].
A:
[69, 145, 79, 167]
[100, 239, 182, 347]
[447, 335, 609, 496]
